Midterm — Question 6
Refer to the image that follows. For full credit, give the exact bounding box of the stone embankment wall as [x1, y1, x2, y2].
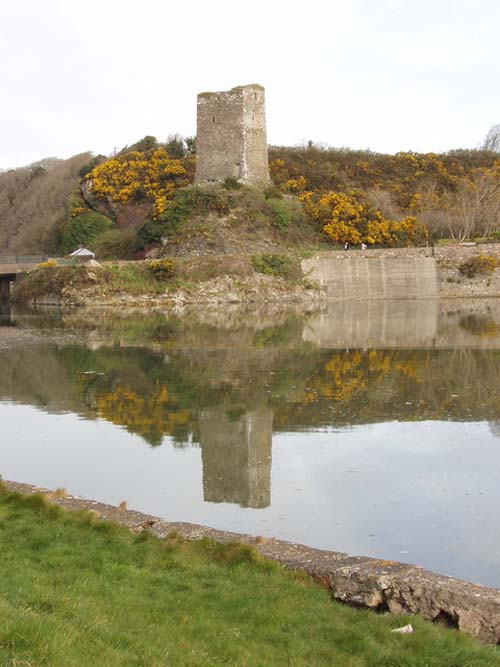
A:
[302, 243, 500, 300]
[302, 248, 438, 300]
[6, 478, 500, 645]
[303, 299, 440, 348]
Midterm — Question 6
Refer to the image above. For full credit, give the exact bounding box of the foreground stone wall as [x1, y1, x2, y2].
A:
[6, 479, 500, 644]
[303, 243, 500, 300]
[303, 298, 500, 349]
[302, 249, 438, 300]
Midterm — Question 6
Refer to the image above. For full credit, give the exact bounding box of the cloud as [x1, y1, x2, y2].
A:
[1, 0, 499, 167]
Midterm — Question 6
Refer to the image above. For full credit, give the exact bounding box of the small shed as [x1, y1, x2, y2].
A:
[69, 247, 96, 264]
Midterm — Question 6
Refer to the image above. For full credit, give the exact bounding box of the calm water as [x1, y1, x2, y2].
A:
[2, 300, 500, 587]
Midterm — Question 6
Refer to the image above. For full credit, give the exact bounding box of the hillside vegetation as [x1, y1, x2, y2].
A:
[64, 138, 500, 256]
[0, 153, 91, 254]
[269, 145, 500, 243]
[2, 134, 500, 257]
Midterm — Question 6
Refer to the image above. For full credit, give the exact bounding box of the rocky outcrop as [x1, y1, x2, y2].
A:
[323, 559, 500, 644]
[81, 179, 150, 228]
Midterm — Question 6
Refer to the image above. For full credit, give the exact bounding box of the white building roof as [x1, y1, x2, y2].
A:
[69, 248, 95, 258]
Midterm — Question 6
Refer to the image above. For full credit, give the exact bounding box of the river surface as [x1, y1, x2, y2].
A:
[2, 299, 500, 587]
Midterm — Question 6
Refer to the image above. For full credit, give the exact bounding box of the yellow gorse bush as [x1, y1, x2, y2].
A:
[271, 150, 469, 209]
[96, 382, 191, 442]
[86, 149, 188, 219]
[270, 148, 500, 242]
[459, 254, 499, 278]
[304, 190, 428, 247]
[301, 350, 419, 404]
[35, 259, 58, 269]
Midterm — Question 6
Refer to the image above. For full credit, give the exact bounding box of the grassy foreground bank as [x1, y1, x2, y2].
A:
[0, 487, 499, 667]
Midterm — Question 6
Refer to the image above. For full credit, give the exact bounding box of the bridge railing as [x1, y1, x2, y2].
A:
[0, 255, 48, 265]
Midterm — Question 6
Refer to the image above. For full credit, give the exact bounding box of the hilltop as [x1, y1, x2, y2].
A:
[2, 136, 500, 260]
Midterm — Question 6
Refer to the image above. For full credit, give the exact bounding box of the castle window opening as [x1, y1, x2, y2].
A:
[212, 116, 215, 123]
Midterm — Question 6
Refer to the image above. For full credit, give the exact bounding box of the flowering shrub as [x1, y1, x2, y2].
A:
[303, 190, 428, 247]
[251, 253, 300, 281]
[35, 259, 57, 269]
[300, 350, 419, 404]
[269, 146, 500, 242]
[95, 383, 191, 446]
[269, 148, 485, 208]
[86, 148, 188, 219]
[146, 259, 176, 281]
[459, 254, 499, 278]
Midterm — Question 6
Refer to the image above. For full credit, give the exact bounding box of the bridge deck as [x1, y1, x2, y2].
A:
[0, 256, 48, 277]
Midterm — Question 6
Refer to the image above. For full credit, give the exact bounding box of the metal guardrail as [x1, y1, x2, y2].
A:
[0, 255, 48, 265]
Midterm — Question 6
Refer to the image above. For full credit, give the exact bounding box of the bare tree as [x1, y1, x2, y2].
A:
[442, 172, 500, 241]
[365, 188, 402, 220]
[482, 124, 500, 152]
[0, 152, 92, 254]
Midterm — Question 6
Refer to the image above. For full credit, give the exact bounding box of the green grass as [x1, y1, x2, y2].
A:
[0, 486, 499, 666]
[105, 264, 167, 294]
[12, 265, 84, 302]
[251, 253, 303, 283]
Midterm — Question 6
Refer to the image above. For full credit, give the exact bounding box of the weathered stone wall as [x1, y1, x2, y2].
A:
[302, 249, 439, 300]
[241, 86, 270, 183]
[195, 84, 270, 185]
[302, 243, 500, 300]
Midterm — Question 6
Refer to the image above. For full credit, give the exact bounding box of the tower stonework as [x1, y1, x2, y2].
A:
[199, 408, 272, 509]
[195, 84, 270, 186]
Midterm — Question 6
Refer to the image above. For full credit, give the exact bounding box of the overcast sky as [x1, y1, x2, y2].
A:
[1, 0, 499, 169]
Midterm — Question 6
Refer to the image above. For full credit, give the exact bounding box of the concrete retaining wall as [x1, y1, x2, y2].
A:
[302, 299, 440, 348]
[302, 243, 500, 300]
[302, 298, 500, 349]
[302, 249, 438, 300]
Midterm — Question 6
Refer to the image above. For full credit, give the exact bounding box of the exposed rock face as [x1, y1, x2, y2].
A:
[325, 559, 500, 644]
[5, 479, 500, 644]
[81, 180, 150, 229]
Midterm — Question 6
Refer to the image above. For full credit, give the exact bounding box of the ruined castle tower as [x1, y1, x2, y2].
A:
[198, 407, 272, 508]
[195, 84, 270, 185]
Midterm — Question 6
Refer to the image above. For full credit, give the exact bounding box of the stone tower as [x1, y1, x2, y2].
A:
[195, 84, 270, 185]
[198, 407, 272, 508]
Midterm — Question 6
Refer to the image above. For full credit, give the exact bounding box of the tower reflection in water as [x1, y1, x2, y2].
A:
[199, 408, 273, 508]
